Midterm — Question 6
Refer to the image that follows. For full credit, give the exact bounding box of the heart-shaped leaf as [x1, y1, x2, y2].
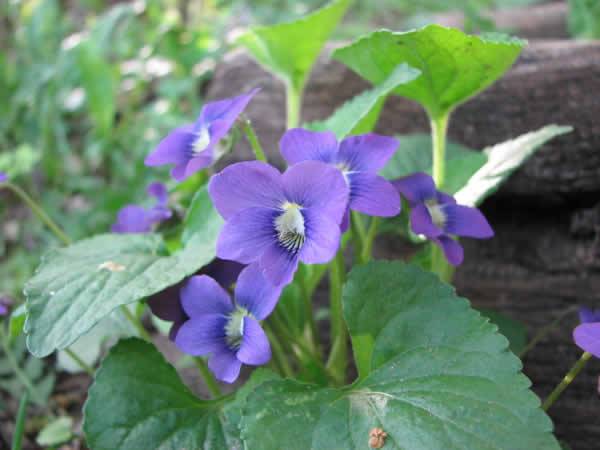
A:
[83, 338, 237, 450]
[333, 25, 525, 119]
[240, 261, 560, 450]
[306, 63, 421, 139]
[24, 186, 222, 357]
[237, 0, 350, 92]
[454, 125, 572, 206]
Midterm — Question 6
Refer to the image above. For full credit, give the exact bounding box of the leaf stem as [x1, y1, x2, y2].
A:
[242, 118, 268, 162]
[64, 348, 94, 375]
[11, 390, 29, 450]
[192, 357, 222, 398]
[542, 351, 592, 411]
[326, 249, 347, 384]
[430, 114, 451, 280]
[120, 305, 152, 342]
[3, 182, 71, 246]
[285, 82, 302, 129]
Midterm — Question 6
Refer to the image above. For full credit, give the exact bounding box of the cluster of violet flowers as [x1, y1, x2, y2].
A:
[109, 90, 496, 382]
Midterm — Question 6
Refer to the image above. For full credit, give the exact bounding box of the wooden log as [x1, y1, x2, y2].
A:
[432, 1, 569, 39]
[205, 38, 600, 448]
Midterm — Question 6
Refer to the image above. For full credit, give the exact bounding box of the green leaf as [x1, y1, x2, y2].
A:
[241, 261, 560, 450]
[306, 63, 420, 139]
[480, 309, 528, 355]
[381, 133, 486, 193]
[237, 0, 350, 92]
[9, 304, 27, 341]
[84, 338, 237, 450]
[37, 417, 73, 447]
[24, 186, 222, 357]
[0, 144, 41, 180]
[77, 41, 116, 137]
[568, 0, 600, 39]
[333, 25, 525, 119]
[454, 125, 573, 206]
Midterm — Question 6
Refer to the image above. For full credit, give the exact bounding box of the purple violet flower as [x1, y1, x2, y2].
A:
[0, 297, 11, 317]
[111, 182, 172, 234]
[147, 258, 244, 340]
[175, 264, 281, 383]
[574, 306, 600, 358]
[280, 129, 400, 229]
[0, 172, 6, 183]
[393, 172, 494, 266]
[145, 89, 259, 181]
[209, 160, 349, 286]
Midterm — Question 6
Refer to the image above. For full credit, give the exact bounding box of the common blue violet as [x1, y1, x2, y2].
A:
[280, 129, 400, 229]
[145, 89, 259, 181]
[209, 160, 349, 286]
[0, 172, 6, 182]
[147, 258, 244, 340]
[175, 264, 281, 383]
[573, 306, 600, 358]
[111, 182, 172, 234]
[394, 172, 493, 266]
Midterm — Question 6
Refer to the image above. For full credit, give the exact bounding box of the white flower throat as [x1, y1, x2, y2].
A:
[225, 307, 249, 349]
[425, 199, 446, 228]
[275, 202, 306, 253]
[192, 126, 210, 156]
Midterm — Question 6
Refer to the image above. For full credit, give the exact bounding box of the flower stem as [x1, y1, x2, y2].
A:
[242, 118, 268, 162]
[542, 351, 592, 411]
[430, 114, 451, 280]
[519, 305, 579, 358]
[285, 81, 302, 129]
[264, 323, 294, 378]
[326, 249, 347, 384]
[120, 305, 152, 342]
[193, 357, 222, 398]
[64, 348, 94, 375]
[350, 212, 366, 262]
[11, 390, 29, 450]
[360, 217, 380, 264]
[3, 182, 71, 246]
[0, 326, 43, 403]
[298, 268, 320, 356]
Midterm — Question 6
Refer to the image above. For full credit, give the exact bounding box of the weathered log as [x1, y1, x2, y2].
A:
[207, 37, 600, 448]
[432, 1, 569, 39]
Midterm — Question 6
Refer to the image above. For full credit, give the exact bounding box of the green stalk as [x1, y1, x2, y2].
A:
[519, 306, 579, 358]
[242, 118, 268, 162]
[4, 182, 71, 246]
[360, 217, 380, 264]
[430, 114, 451, 279]
[64, 349, 94, 376]
[542, 352, 592, 411]
[297, 268, 320, 356]
[264, 323, 294, 377]
[120, 305, 152, 342]
[350, 212, 366, 262]
[326, 250, 347, 384]
[0, 327, 42, 403]
[431, 114, 449, 188]
[12, 390, 29, 450]
[285, 81, 302, 129]
[193, 357, 222, 398]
